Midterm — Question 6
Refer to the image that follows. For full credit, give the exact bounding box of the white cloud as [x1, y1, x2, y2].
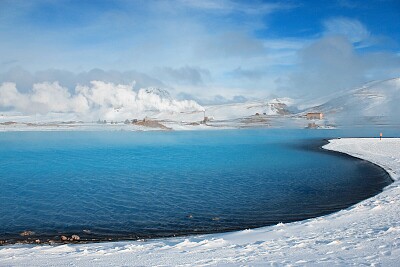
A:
[323, 17, 370, 43]
[1, 2, 398, 105]
[155, 66, 211, 86]
[0, 0, 299, 100]
[179, 0, 290, 15]
[0, 68, 165, 94]
[197, 31, 266, 59]
[0, 82, 89, 114]
[0, 82, 29, 110]
[281, 35, 400, 98]
[31, 82, 90, 114]
[263, 39, 309, 51]
[0, 81, 204, 120]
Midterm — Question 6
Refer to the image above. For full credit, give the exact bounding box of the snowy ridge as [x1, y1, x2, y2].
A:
[143, 87, 173, 101]
[1, 78, 400, 129]
[306, 78, 400, 126]
[1, 138, 400, 266]
[204, 98, 292, 121]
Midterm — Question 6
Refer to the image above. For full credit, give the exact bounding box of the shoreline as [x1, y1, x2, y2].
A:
[0, 138, 391, 247]
[1, 138, 399, 266]
[323, 138, 400, 182]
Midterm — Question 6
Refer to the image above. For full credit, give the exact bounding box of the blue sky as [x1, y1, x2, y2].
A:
[0, 0, 399, 102]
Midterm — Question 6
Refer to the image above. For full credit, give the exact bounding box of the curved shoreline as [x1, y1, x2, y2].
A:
[0, 138, 392, 246]
[323, 138, 400, 181]
[323, 140, 396, 183]
[1, 138, 400, 266]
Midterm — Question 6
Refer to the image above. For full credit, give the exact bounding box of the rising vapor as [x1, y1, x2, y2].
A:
[0, 81, 204, 121]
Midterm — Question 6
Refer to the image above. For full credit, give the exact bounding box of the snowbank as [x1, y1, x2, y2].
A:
[1, 138, 400, 266]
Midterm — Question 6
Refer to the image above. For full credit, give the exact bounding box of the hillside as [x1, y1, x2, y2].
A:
[1, 78, 399, 130]
[204, 98, 293, 121]
[303, 78, 400, 127]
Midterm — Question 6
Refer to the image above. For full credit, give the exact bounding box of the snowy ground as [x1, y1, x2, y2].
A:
[1, 138, 399, 266]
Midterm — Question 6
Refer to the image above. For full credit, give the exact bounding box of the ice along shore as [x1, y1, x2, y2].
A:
[0, 138, 399, 266]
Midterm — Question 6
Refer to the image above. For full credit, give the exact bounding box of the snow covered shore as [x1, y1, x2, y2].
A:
[1, 138, 400, 266]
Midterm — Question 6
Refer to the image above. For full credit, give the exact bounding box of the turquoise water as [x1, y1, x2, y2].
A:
[0, 129, 394, 243]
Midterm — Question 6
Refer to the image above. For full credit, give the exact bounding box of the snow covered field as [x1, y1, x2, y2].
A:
[1, 138, 399, 266]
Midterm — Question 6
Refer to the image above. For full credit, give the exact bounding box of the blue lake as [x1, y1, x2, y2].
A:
[0, 129, 394, 243]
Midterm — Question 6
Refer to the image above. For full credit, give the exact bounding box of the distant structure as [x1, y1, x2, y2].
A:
[202, 110, 209, 124]
[307, 122, 318, 129]
[306, 112, 324, 120]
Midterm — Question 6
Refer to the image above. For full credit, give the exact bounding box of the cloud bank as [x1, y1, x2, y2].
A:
[280, 18, 400, 99]
[0, 81, 204, 121]
[0, 68, 165, 94]
[1, 1, 399, 107]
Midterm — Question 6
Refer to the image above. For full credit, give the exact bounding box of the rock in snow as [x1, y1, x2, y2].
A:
[1, 138, 400, 266]
[70, 235, 80, 241]
[19, 231, 35, 237]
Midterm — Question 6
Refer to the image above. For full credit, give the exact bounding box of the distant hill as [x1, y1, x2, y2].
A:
[204, 98, 293, 121]
[304, 78, 400, 126]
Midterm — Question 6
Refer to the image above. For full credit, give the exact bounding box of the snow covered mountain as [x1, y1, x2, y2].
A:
[304, 78, 400, 126]
[1, 78, 399, 129]
[204, 98, 293, 121]
[143, 87, 173, 101]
